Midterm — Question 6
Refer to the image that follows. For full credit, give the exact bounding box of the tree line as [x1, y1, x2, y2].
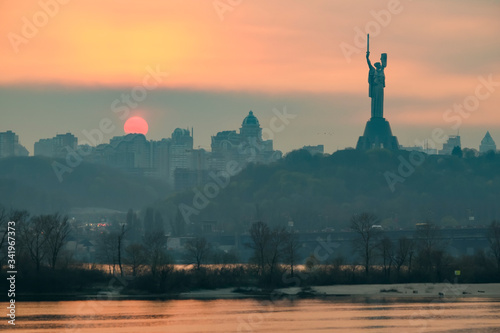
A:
[2, 206, 500, 295]
[0, 208, 70, 271]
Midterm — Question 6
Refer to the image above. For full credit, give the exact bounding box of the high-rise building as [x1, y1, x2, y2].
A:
[82, 128, 203, 189]
[169, 128, 195, 185]
[0, 131, 29, 158]
[150, 138, 170, 180]
[98, 134, 152, 174]
[439, 135, 461, 155]
[34, 133, 77, 158]
[34, 112, 282, 190]
[479, 131, 496, 153]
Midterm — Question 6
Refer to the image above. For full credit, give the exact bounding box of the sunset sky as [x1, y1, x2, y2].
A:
[1, 0, 499, 154]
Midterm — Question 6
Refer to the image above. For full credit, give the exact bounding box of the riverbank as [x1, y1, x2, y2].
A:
[179, 282, 500, 299]
[16, 283, 500, 301]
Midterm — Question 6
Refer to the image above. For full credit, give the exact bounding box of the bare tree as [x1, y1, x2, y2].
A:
[184, 237, 211, 270]
[350, 213, 380, 277]
[394, 236, 414, 279]
[96, 224, 127, 275]
[124, 243, 146, 276]
[44, 213, 71, 270]
[248, 221, 271, 275]
[378, 236, 394, 280]
[248, 221, 290, 282]
[20, 215, 54, 271]
[97, 232, 118, 274]
[414, 222, 442, 277]
[117, 225, 126, 276]
[143, 232, 168, 277]
[266, 227, 288, 281]
[283, 232, 301, 278]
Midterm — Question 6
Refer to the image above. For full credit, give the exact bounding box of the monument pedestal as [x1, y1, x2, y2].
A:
[356, 117, 399, 150]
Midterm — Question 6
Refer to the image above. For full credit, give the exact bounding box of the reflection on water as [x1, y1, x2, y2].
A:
[12, 298, 500, 332]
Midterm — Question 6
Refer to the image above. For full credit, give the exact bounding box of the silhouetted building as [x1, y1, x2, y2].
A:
[34, 133, 77, 158]
[302, 145, 324, 155]
[479, 131, 496, 153]
[150, 138, 170, 180]
[169, 128, 195, 184]
[439, 135, 461, 155]
[91, 133, 153, 176]
[41, 112, 282, 190]
[0, 130, 29, 158]
[240, 111, 262, 139]
[210, 111, 281, 172]
[82, 128, 206, 189]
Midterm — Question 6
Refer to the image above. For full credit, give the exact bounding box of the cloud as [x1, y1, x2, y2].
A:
[0, 0, 498, 153]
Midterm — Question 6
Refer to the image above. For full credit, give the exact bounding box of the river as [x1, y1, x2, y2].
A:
[10, 297, 500, 332]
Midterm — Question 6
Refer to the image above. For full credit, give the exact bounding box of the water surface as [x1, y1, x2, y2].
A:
[10, 298, 500, 332]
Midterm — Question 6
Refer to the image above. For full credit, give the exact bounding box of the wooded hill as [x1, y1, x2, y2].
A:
[159, 149, 500, 233]
[0, 156, 170, 214]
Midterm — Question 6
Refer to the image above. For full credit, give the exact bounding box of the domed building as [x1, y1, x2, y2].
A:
[71, 112, 281, 191]
[210, 111, 281, 172]
[240, 111, 262, 139]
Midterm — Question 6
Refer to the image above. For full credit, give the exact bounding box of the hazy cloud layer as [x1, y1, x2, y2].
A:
[0, 0, 498, 153]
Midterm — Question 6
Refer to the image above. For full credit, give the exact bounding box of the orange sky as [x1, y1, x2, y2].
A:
[1, 1, 498, 93]
[0, 0, 499, 152]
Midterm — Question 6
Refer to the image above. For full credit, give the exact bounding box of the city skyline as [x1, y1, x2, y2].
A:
[1, 1, 499, 155]
[3, 111, 284, 189]
[1, 113, 498, 156]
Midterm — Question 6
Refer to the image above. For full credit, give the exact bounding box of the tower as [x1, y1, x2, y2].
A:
[356, 35, 399, 150]
[480, 131, 496, 153]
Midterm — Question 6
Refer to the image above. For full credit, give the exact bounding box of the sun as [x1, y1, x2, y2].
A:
[124, 116, 149, 135]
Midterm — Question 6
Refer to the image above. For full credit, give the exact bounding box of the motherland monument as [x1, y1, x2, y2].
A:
[356, 34, 399, 150]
